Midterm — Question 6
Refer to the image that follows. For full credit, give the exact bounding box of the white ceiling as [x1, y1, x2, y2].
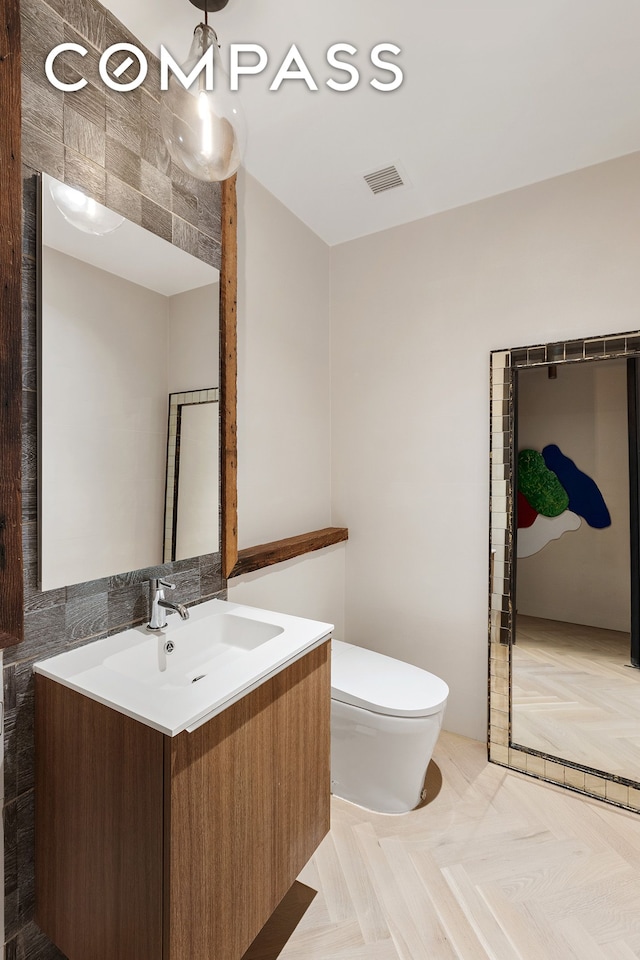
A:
[104, 0, 640, 246]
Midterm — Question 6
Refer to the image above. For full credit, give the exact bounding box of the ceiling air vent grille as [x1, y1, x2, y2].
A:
[363, 164, 405, 195]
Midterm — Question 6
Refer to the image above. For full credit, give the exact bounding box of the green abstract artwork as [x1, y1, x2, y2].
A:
[517, 449, 569, 517]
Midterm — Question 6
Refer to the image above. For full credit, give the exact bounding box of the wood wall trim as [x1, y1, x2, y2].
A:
[230, 527, 349, 579]
[219, 178, 349, 584]
[0, 0, 23, 646]
[220, 175, 239, 579]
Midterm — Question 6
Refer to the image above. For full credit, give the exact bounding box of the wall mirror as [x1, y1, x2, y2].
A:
[163, 387, 219, 563]
[490, 333, 640, 812]
[39, 173, 220, 590]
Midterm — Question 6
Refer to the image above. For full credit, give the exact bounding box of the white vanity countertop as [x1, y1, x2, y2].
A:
[33, 598, 333, 737]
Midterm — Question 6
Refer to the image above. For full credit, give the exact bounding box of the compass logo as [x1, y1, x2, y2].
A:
[44, 41, 404, 93]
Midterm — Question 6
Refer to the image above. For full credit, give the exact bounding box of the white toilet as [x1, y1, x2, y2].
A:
[330, 640, 449, 815]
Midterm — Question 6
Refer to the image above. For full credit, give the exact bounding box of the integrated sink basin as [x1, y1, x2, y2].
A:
[103, 613, 285, 688]
[34, 598, 333, 736]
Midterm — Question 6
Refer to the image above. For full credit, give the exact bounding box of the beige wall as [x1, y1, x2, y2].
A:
[235, 170, 332, 545]
[228, 152, 640, 741]
[174, 401, 219, 560]
[41, 247, 168, 587]
[330, 152, 640, 740]
[517, 360, 630, 632]
[167, 283, 219, 393]
[227, 546, 346, 640]
[228, 171, 346, 640]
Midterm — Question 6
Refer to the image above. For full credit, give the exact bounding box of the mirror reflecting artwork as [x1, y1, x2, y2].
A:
[40, 173, 220, 590]
[490, 335, 640, 806]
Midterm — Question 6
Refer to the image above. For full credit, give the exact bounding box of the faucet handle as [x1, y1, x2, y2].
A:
[150, 577, 176, 593]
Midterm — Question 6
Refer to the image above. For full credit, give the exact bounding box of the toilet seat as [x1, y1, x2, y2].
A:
[331, 640, 449, 719]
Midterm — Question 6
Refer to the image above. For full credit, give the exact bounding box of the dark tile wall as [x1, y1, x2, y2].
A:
[6, 1, 226, 955]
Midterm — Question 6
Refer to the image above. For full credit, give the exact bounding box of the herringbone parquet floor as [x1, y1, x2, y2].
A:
[512, 615, 640, 778]
[277, 732, 640, 960]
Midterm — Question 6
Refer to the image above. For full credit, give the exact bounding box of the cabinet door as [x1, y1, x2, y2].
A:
[165, 641, 331, 960]
[35, 676, 165, 960]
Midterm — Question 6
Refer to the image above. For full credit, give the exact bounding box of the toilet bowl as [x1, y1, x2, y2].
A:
[330, 640, 449, 815]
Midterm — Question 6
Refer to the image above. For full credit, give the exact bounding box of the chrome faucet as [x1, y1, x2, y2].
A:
[147, 578, 190, 631]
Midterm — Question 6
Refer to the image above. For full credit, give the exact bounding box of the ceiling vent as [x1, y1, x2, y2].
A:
[363, 164, 405, 196]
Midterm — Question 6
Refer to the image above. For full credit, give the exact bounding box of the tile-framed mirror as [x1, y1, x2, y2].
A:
[489, 331, 640, 812]
[163, 387, 220, 563]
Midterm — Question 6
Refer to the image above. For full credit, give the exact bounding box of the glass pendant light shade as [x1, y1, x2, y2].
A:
[160, 24, 246, 182]
[49, 180, 124, 235]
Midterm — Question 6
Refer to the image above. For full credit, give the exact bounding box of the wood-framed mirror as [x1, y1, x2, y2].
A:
[0, 0, 344, 651]
[489, 331, 640, 813]
[0, 0, 239, 648]
[39, 174, 223, 588]
[0, 0, 24, 646]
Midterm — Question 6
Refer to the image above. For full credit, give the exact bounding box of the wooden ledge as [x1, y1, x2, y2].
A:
[229, 527, 349, 579]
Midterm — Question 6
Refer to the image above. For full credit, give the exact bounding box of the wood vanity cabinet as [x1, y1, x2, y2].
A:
[35, 641, 330, 960]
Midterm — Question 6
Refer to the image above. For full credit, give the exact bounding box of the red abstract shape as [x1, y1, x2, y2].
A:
[517, 491, 538, 528]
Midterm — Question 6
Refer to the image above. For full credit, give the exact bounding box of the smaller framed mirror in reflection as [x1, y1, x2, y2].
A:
[163, 388, 219, 563]
[39, 173, 220, 590]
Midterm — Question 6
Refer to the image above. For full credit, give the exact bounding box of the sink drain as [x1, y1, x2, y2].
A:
[192, 674, 207, 683]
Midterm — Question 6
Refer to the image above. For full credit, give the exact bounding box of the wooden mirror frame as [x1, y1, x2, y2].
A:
[220, 177, 239, 580]
[0, 2, 241, 647]
[0, 0, 24, 646]
[488, 332, 640, 813]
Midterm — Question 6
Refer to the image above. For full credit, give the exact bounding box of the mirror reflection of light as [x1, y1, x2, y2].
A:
[49, 180, 124, 236]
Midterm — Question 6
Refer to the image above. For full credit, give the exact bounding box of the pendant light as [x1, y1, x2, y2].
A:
[160, 0, 246, 182]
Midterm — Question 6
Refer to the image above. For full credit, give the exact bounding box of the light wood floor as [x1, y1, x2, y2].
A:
[512, 615, 640, 779]
[275, 732, 640, 960]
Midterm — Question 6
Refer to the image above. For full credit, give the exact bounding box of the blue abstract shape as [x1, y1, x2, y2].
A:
[542, 444, 611, 529]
